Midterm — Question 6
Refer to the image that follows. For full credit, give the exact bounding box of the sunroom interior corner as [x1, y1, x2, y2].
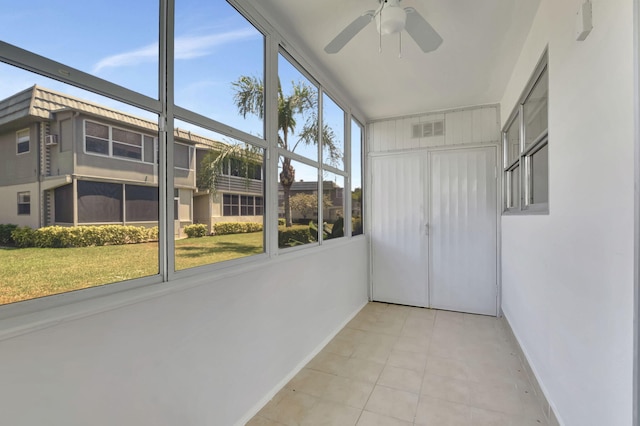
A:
[0, 1, 636, 426]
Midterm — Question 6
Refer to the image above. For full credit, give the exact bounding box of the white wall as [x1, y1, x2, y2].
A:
[500, 1, 634, 425]
[0, 238, 368, 426]
[369, 105, 500, 153]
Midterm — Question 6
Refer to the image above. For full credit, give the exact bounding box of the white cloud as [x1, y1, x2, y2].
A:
[93, 28, 257, 73]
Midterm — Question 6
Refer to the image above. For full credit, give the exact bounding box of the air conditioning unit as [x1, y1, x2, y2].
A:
[45, 135, 58, 146]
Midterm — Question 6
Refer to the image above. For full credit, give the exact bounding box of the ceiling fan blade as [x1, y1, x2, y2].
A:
[404, 7, 443, 53]
[324, 11, 375, 54]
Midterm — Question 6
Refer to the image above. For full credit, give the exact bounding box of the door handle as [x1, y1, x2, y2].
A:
[424, 223, 429, 236]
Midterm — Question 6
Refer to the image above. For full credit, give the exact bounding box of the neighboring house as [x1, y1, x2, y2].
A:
[278, 180, 344, 223]
[0, 85, 263, 236]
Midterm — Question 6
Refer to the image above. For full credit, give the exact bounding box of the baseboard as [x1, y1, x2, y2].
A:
[501, 312, 562, 426]
[234, 300, 369, 426]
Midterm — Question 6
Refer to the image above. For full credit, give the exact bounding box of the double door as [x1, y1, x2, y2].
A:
[370, 146, 498, 315]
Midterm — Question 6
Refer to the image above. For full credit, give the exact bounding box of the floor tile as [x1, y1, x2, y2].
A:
[414, 396, 471, 425]
[421, 373, 470, 405]
[377, 365, 423, 393]
[247, 303, 552, 426]
[301, 400, 361, 426]
[356, 410, 413, 426]
[364, 385, 419, 423]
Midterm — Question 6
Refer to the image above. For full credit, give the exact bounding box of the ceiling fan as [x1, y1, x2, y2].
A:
[324, 0, 443, 54]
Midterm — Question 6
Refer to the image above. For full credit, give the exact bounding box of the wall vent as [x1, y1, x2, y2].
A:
[412, 120, 445, 138]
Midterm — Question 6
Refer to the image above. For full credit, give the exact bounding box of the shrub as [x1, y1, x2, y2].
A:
[0, 224, 18, 245]
[9, 225, 158, 248]
[184, 223, 208, 238]
[278, 218, 286, 226]
[213, 222, 262, 235]
[352, 217, 363, 235]
[278, 225, 312, 248]
[11, 226, 36, 248]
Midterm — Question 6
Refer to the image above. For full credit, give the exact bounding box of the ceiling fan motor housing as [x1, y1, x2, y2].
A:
[376, 1, 407, 35]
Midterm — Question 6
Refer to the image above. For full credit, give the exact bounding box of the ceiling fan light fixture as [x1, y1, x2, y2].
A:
[376, 6, 407, 35]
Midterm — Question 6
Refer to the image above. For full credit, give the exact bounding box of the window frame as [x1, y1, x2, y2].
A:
[502, 51, 549, 215]
[0, 0, 367, 315]
[17, 191, 30, 215]
[84, 119, 157, 164]
[16, 128, 30, 155]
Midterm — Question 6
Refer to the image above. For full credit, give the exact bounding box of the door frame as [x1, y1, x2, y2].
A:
[368, 142, 502, 315]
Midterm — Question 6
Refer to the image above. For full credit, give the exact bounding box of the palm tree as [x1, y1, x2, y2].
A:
[231, 75, 339, 227]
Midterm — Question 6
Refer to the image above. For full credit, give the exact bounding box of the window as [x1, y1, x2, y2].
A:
[16, 129, 30, 154]
[503, 52, 549, 213]
[17, 192, 30, 215]
[85, 120, 156, 163]
[174, 143, 193, 170]
[351, 120, 364, 236]
[0, 2, 363, 307]
[223, 194, 240, 216]
[112, 127, 142, 160]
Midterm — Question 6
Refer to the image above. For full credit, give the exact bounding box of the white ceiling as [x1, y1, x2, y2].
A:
[253, 0, 541, 121]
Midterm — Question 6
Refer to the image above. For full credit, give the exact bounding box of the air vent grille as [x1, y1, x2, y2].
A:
[412, 120, 445, 138]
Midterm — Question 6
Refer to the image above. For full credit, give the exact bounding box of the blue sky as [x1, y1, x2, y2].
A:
[0, 0, 360, 188]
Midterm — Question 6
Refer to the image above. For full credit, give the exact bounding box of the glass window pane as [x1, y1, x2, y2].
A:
[505, 115, 520, 165]
[278, 54, 319, 162]
[0, 1, 159, 98]
[0, 64, 159, 306]
[175, 0, 265, 137]
[322, 93, 344, 169]
[530, 143, 549, 204]
[322, 172, 345, 240]
[510, 166, 520, 209]
[279, 157, 319, 249]
[174, 120, 265, 271]
[351, 120, 363, 236]
[523, 67, 548, 148]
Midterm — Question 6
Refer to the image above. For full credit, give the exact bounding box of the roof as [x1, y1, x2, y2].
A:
[0, 85, 227, 150]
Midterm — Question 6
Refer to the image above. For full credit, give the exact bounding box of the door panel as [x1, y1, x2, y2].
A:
[371, 153, 428, 307]
[429, 147, 498, 315]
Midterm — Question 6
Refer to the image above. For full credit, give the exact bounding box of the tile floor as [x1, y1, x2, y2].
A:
[247, 302, 548, 426]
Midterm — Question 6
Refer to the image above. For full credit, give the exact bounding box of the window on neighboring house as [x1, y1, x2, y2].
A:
[223, 194, 240, 216]
[16, 129, 30, 154]
[112, 127, 142, 161]
[503, 52, 549, 214]
[174, 143, 193, 170]
[17, 192, 30, 215]
[85, 120, 156, 163]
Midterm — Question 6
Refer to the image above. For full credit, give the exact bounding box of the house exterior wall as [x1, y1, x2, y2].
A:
[0, 124, 39, 186]
[499, 0, 634, 425]
[0, 182, 40, 227]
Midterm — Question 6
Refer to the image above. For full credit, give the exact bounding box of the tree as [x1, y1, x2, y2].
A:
[231, 75, 340, 227]
[197, 143, 262, 194]
[289, 192, 333, 220]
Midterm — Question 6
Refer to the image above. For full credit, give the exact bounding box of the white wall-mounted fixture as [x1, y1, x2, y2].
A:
[575, 0, 593, 41]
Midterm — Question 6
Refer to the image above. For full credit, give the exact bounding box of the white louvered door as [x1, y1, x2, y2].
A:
[371, 153, 429, 307]
[429, 147, 498, 315]
[371, 147, 498, 315]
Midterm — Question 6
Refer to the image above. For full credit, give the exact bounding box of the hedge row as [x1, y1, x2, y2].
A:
[0, 224, 18, 245]
[213, 222, 263, 235]
[184, 224, 208, 238]
[9, 225, 158, 248]
[278, 225, 312, 248]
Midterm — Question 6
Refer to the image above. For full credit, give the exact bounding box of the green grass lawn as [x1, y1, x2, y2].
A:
[0, 232, 263, 305]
